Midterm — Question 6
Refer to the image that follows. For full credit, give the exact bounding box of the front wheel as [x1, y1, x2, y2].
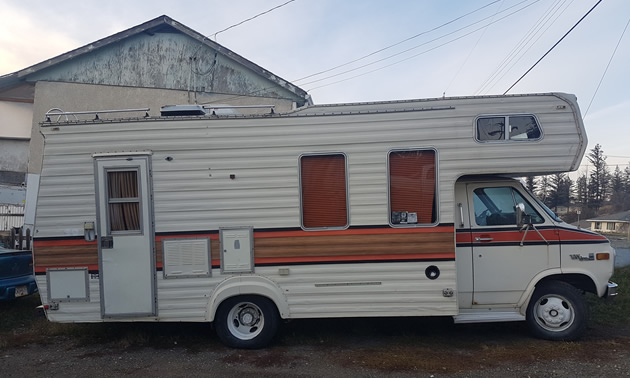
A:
[526, 281, 588, 341]
[214, 295, 279, 349]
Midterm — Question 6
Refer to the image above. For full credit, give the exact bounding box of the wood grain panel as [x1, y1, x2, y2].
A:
[254, 232, 454, 258]
[34, 228, 454, 269]
[34, 245, 98, 267]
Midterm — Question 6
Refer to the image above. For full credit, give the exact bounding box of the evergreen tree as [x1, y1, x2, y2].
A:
[624, 163, 630, 210]
[525, 176, 537, 193]
[587, 144, 609, 212]
[538, 175, 551, 204]
[548, 173, 573, 211]
[576, 174, 589, 208]
[610, 165, 625, 211]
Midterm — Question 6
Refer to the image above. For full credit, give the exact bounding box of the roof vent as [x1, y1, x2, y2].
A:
[160, 105, 206, 116]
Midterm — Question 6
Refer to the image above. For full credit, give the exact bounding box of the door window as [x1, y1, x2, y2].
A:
[472, 187, 544, 226]
[107, 170, 141, 232]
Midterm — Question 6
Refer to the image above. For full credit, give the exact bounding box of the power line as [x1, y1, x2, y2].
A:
[476, 0, 572, 94]
[302, 0, 539, 89]
[482, 0, 573, 93]
[444, 0, 506, 95]
[305, 0, 540, 91]
[211, 0, 296, 41]
[503, 0, 603, 95]
[583, 15, 630, 118]
[292, 0, 503, 83]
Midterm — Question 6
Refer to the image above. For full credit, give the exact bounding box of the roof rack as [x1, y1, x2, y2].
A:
[45, 108, 150, 122]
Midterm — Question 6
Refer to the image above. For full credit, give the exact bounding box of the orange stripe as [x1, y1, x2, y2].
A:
[34, 226, 456, 246]
[254, 253, 455, 264]
[156, 234, 220, 242]
[34, 253, 453, 273]
[34, 239, 97, 247]
[471, 230, 558, 243]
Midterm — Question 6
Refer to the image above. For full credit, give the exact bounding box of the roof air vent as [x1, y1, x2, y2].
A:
[160, 105, 206, 116]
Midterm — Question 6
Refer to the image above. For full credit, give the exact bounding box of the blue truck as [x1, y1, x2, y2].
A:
[0, 247, 38, 301]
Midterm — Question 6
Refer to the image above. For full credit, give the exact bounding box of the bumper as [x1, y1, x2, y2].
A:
[605, 281, 618, 300]
[0, 276, 39, 301]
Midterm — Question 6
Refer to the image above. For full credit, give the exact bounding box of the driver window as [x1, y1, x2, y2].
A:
[473, 187, 544, 226]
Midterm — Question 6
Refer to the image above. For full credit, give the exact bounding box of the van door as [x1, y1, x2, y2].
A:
[95, 155, 156, 317]
[466, 183, 560, 305]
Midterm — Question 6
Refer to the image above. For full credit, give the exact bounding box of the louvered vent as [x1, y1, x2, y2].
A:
[162, 238, 211, 278]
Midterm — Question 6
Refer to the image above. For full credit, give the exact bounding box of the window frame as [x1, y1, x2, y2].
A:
[471, 186, 545, 227]
[104, 167, 144, 236]
[298, 152, 350, 231]
[474, 114, 543, 143]
[387, 147, 439, 228]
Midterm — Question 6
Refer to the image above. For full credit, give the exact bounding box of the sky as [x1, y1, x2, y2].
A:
[1, 0, 629, 177]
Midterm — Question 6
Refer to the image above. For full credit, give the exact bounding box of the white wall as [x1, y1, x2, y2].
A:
[0, 101, 32, 138]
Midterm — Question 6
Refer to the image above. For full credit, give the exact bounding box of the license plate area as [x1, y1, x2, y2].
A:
[15, 285, 28, 298]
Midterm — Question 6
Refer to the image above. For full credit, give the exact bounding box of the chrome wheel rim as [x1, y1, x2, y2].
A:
[227, 301, 265, 340]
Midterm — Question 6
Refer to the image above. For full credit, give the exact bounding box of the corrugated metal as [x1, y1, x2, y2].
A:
[36, 93, 584, 237]
[0, 204, 24, 231]
[40, 263, 457, 322]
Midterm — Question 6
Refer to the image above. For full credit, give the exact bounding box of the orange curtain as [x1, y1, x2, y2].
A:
[389, 150, 436, 224]
[108, 171, 140, 231]
[301, 155, 348, 228]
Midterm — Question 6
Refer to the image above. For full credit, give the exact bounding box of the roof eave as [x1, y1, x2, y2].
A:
[0, 15, 309, 102]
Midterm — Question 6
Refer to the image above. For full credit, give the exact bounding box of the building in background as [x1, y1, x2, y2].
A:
[0, 15, 310, 233]
[587, 210, 630, 235]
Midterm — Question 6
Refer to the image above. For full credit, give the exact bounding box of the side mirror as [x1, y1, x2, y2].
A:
[515, 203, 526, 227]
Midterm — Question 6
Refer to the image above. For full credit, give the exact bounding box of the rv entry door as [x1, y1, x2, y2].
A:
[95, 155, 156, 318]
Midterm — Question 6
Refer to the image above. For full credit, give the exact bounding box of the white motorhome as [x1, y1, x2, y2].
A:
[33, 93, 617, 348]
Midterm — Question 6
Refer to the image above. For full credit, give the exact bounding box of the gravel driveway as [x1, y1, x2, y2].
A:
[1, 317, 629, 377]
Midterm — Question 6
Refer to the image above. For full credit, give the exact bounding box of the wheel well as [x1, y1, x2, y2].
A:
[208, 277, 289, 321]
[537, 274, 597, 295]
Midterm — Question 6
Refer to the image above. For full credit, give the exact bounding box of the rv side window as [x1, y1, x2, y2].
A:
[472, 187, 544, 226]
[107, 170, 141, 232]
[388, 149, 437, 226]
[299, 153, 349, 229]
[476, 115, 541, 142]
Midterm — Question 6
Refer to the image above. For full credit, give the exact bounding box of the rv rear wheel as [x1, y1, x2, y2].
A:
[215, 295, 279, 349]
[526, 281, 588, 341]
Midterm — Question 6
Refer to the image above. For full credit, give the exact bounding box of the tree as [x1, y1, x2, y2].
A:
[576, 174, 588, 208]
[610, 165, 625, 212]
[538, 175, 551, 204]
[525, 176, 537, 193]
[587, 144, 609, 212]
[547, 173, 573, 211]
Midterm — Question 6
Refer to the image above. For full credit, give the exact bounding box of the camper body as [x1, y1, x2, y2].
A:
[33, 93, 617, 348]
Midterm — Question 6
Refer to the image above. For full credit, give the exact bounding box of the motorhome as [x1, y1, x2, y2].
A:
[33, 93, 617, 348]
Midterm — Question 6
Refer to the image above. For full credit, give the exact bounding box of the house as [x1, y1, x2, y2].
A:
[587, 210, 630, 234]
[0, 15, 311, 232]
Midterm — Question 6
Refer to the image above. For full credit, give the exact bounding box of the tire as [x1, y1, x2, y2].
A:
[214, 295, 279, 349]
[526, 281, 588, 341]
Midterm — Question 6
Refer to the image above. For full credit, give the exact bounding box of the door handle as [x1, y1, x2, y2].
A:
[475, 236, 494, 242]
[101, 236, 114, 249]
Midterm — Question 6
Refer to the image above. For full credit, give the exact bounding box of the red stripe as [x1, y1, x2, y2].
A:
[557, 229, 607, 242]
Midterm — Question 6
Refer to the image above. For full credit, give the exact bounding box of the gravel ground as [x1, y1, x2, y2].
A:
[1, 319, 630, 377]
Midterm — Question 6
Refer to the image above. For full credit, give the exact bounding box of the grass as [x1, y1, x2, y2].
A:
[1, 267, 629, 373]
[589, 265, 630, 325]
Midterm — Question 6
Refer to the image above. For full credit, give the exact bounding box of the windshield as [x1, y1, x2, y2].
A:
[520, 182, 563, 223]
